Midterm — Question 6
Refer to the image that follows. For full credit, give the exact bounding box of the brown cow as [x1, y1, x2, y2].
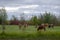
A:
[44, 23, 48, 27]
[37, 24, 46, 31]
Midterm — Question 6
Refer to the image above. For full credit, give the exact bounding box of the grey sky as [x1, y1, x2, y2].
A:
[0, 0, 60, 20]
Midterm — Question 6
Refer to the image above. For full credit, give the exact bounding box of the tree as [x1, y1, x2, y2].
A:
[51, 15, 58, 25]
[57, 15, 60, 26]
[0, 8, 7, 24]
[30, 15, 38, 25]
[43, 12, 52, 24]
[10, 15, 19, 25]
[43, 12, 58, 25]
[38, 14, 44, 24]
[12, 15, 18, 21]
[0, 10, 3, 24]
[20, 13, 25, 24]
[0, 7, 7, 34]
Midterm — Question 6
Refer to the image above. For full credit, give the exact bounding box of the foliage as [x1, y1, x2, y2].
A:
[10, 15, 19, 25]
[30, 16, 38, 25]
[0, 7, 7, 24]
[29, 12, 58, 25]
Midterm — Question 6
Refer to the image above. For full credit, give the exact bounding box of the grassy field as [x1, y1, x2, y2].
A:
[0, 25, 60, 40]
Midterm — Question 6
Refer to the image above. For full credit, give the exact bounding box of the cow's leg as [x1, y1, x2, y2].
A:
[37, 27, 40, 31]
[44, 27, 46, 31]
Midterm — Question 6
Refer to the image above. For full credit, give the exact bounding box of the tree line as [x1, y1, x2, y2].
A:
[0, 7, 60, 26]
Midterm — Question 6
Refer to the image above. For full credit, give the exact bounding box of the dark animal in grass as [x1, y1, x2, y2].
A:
[48, 24, 54, 28]
[37, 24, 46, 31]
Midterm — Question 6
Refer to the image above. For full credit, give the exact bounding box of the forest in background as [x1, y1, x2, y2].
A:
[0, 7, 60, 26]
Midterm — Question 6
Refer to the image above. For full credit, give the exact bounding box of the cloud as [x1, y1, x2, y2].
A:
[4, 5, 39, 12]
[54, 6, 59, 9]
[4, 4, 60, 16]
[41, 5, 60, 9]
[19, 5, 39, 8]
[0, 5, 38, 13]
[0, 0, 60, 6]
[24, 10, 40, 14]
[0, 0, 59, 20]
[24, 11, 30, 14]
[5, 7, 19, 12]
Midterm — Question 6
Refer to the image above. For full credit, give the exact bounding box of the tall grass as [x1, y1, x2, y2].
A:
[0, 25, 60, 40]
[0, 31, 60, 40]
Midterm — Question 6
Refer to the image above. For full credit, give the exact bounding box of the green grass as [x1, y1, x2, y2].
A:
[0, 25, 60, 40]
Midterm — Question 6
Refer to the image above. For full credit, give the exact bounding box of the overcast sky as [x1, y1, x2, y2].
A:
[0, 0, 60, 20]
